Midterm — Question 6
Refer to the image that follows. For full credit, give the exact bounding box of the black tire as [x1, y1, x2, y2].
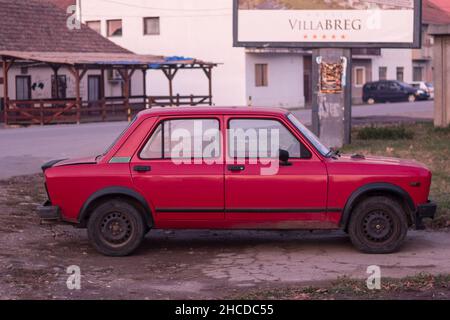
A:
[348, 196, 408, 254]
[87, 199, 146, 256]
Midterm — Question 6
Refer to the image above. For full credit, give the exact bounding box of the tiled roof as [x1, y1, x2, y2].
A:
[35, 0, 75, 10]
[0, 0, 129, 53]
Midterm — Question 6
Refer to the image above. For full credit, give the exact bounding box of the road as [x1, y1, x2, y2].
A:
[0, 101, 433, 180]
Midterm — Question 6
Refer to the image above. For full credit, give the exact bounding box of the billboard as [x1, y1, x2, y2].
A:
[233, 0, 422, 48]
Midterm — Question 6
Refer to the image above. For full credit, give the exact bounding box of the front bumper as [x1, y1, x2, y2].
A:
[36, 200, 60, 221]
[415, 201, 437, 230]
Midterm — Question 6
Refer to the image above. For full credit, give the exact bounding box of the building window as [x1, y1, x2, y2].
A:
[86, 20, 101, 34]
[396, 67, 404, 82]
[144, 17, 160, 35]
[354, 67, 365, 87]
[255, 64, 268, 87]
[413, 66, 423, 82]
[379, 67, 387, 81]
[107, 19, 122, 37]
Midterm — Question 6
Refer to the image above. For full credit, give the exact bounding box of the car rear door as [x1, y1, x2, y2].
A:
[224, 115, 330, 228]
[130, 116, 225, 222]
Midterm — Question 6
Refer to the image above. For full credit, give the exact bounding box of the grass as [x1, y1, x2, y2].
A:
[342, 122, 450, 228]
[232, 273, 450, 300]
[356, 125, 414, 140]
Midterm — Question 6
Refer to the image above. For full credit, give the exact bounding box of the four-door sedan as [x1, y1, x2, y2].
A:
[37, 107, 436, 256]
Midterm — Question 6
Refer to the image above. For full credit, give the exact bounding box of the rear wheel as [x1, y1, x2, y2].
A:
[87, 199, 146, 256]
[408, 94, 416, 103]
[367, 98, 375, 105]
[348, 196, 408, 254]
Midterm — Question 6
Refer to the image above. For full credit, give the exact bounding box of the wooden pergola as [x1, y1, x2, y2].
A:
[1, 51, 217, 125]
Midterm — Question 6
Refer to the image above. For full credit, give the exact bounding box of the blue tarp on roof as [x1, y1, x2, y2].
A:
[149, 56, 194, 69]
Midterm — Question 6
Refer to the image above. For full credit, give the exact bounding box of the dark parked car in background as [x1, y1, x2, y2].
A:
[363, 80, 430, 104]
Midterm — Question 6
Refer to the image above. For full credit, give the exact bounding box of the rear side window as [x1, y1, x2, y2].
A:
[140, 118, 220, 159]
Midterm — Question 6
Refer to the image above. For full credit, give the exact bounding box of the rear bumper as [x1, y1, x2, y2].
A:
[36, 200, 60, 221]
[415, 201, 437, 230]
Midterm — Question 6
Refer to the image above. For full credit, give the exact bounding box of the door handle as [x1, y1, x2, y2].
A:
[227, 165, 245, 172]
[133, 165, 151, 172]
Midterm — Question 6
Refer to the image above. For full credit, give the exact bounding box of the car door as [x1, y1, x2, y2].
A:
[131, 116, 224, 221]
[224, 116, 329, 228]
[389, 81, 404, 101]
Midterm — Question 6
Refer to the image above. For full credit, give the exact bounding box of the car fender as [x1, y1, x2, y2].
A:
[78, 186, 154, 228]
[340, 182, 416, 229]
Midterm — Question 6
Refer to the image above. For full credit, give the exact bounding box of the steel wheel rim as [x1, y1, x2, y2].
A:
[100, 211, 133, 246]
[362, 210, 394, 243]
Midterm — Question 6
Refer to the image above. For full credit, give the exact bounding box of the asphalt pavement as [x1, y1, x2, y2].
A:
[0, 100, 434, 180]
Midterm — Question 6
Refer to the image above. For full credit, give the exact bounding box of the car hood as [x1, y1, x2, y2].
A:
[337, 154, 428, 170]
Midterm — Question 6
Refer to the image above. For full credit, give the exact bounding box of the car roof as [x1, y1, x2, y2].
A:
[137, 106, 290, 118]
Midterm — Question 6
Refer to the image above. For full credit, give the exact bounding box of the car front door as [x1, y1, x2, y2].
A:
[131, 116, 224, 222]
[224, 116, 330, 229]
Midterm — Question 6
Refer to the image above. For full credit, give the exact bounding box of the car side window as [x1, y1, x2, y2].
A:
[228, 118, 311, 159]
[140, 118, 220, 159]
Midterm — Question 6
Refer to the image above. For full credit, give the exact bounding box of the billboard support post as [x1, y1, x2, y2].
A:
[312, 48, 352, 148]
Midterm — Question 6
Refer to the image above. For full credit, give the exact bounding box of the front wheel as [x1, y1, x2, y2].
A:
[87, 199, 146, 256]
[348, 196, 408, 254]
[408, 94, 416, 103]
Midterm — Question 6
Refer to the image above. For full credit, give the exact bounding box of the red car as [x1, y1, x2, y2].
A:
[37, 107, 436, 256]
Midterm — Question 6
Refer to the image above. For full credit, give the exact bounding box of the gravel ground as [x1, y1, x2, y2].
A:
[0, 174, 449, 300]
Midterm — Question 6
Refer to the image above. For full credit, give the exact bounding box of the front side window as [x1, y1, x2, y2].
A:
[228, 118, 311, 159]
[140, 119, 220, 160]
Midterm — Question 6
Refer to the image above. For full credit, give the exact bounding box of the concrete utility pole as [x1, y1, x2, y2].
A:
[430, 25, 450, 127]
[312, 48, 352, 148]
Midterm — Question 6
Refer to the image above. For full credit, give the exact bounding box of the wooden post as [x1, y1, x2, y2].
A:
[2, 58, 10, 125]
[120, 68, 131, 122]
[168, 71, 174, 105]
[68, 67, 87, 125]
[40, 101, 44, 125]
[202, 66, 213, 106]
[100, 67, 106, 121]
[51, 65, 60, 99]
[162, 68, 178, 106]
[142, 69, 148, 108]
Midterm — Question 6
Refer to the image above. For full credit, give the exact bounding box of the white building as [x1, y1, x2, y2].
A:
[79, 0, 308, 109]
[77, 0, 415, 108]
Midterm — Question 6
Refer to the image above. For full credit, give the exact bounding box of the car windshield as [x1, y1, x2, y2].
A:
[287, 113, 330, 157]
[426, 82, 433, 88]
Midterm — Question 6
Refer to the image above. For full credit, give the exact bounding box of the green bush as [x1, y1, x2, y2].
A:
[356, 126, 414, 140]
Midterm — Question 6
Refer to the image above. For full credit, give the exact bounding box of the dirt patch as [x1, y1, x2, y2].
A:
[0, 174, 449, 300]
[233, 274, 450, 300]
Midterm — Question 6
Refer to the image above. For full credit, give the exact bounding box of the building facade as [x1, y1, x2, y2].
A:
[79, 0, 450, 108]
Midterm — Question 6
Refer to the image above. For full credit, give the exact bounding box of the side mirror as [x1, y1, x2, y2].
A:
[279, 149, 292, 166]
